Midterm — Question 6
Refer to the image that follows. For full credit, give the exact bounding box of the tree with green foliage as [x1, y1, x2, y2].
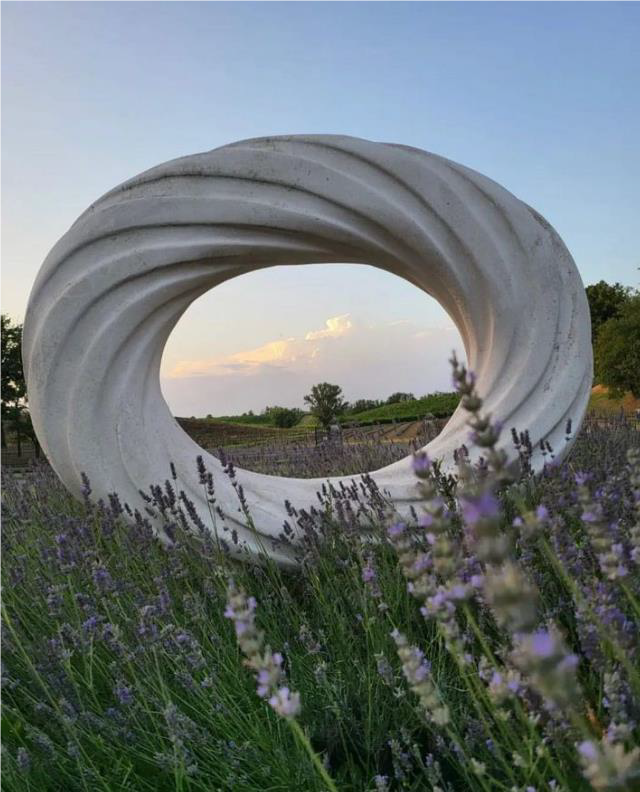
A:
[1, 314, 27, 450]
[585, 280, 633, 342]
[386, 392, 415, 405]
[265, 406, 304, 428]
[594, 294, 640, 398]
[303, 383, 347, 429]
[347, 398, 381, 415]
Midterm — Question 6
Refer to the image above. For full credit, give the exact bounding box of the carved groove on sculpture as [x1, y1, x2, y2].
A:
[23, 135, 592, 565]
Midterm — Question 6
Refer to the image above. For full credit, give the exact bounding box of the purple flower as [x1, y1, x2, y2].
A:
[256, 669, 271, 698]
[362, 564, 376, 584]
[459, 492, 500, 524]
[536, 505, 549, 521]
[268, 687, 301, 718]
[115, 681, 133, 705]
[581, 510, 598, 524]
[225, 583, 301, 719]
[412, 453, 432, 476]
[578, 741, 599, 761]
[374, 775, 390, 792]
[388, 522, 406, 538]
[16, 747, 30, 772]
[82, 615, 99, 636]
[449, 584, 468, 600]
[530, 631, 555, 658]
[419, 512, 435, 528]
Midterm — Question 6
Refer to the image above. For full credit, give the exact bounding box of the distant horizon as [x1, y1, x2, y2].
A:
[174, 387, 459, 421]
[3, 2, 639, 416]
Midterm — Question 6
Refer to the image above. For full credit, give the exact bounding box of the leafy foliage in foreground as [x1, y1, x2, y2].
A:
[2, 386, 640, 791]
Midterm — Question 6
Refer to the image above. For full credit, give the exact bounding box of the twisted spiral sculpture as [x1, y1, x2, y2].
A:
[23, 135, 592, 565]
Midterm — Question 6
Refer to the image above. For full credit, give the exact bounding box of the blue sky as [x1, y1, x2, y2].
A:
[2, 2, 639, 415]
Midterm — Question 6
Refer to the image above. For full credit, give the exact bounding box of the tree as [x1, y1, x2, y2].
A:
[15, 411, 41, 458]
[585, 281, 632, 342]
[594, 295, 640, 398]
[303, 383, 347, 429]
[1, 314, 27, 449]
[265, 406, 304, 428]
[347, 398, 381, 414]
[386, 392, 415, 405]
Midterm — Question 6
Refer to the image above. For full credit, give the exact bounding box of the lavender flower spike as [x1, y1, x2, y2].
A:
[392, 629, 450, 726]
[224, 582, 301, 719]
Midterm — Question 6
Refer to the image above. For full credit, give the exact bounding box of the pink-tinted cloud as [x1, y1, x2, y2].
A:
[167, 314, 355, 379]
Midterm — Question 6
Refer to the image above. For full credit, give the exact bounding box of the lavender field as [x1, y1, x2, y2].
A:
[213, 420, 444, 479]
[2, 369, 639, 791]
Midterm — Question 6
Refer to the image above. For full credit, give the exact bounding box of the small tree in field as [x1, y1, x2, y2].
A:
[386, 391, 415, 405]
[348, 398, 381, 414]
[265, 406, 304, 428]
[594, 294, 640, 398]
[304, 383, 347, 429]
[1, 314, 27, 450]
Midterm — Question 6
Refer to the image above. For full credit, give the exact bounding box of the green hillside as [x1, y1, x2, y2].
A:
[344, 392, 460, 424]
[211, 413, 274, 426]
[204, 392, 461, 429]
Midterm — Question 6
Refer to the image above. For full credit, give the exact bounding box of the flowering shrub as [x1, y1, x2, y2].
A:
[2, 362, 639, 791]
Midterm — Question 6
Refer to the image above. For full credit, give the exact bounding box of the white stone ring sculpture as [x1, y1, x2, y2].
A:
[23, 135, 592, 565]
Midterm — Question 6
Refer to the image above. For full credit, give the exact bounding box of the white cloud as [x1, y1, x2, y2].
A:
[168, 314, 355, 379]
[304, 314, 353, 341]
[169, 337, 298, 378]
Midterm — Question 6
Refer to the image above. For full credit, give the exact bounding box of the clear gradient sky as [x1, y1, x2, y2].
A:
[2, 2, 639, 416]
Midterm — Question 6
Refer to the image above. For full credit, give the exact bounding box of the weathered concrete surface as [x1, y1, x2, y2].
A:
[23, 136, 592, 564]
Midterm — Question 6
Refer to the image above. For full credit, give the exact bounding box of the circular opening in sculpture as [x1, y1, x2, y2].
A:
[160, 262, 466, 479]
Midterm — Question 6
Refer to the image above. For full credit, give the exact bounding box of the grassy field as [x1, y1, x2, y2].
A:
[175, 418, 315, 449]
[588, 385, 640, 415]
[217, 421, 446, 478]
[2, 365, 639, 791]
